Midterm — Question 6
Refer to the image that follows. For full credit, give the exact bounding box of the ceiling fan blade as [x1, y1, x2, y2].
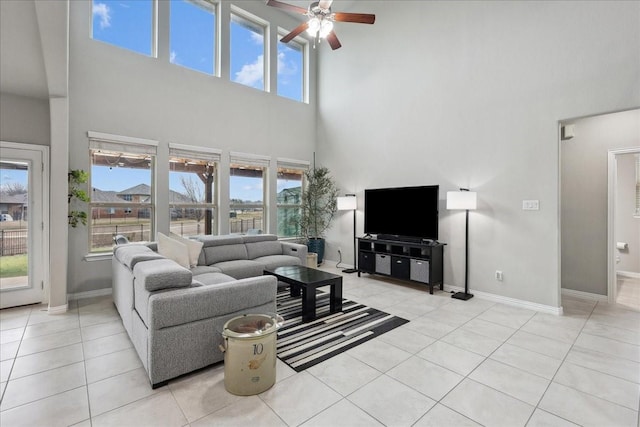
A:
[265, 0, 308, 15]
[325, 31, 342, 50]
[333, 12, 376, 24]
[281, 21, 309, 43]
[318, 0, 333, 9]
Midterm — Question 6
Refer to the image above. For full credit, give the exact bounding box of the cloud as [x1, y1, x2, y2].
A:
[93, 3, 111, 29]
[170, 50, 178, 64]
[250, 32, 264, 45]
[234, 55, 264, 88]
[277, 51, 298, 77]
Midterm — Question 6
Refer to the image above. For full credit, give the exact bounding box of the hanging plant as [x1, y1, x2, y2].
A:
[68, 169, 89, 227]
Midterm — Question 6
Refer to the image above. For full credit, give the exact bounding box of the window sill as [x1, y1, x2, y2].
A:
[84, 252, 113, 262]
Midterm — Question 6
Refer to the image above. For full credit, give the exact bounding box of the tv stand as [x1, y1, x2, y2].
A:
[357, 236, 445, 294]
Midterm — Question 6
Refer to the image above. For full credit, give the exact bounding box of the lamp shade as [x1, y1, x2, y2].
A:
[337, 195, 357, 211]
[446, 191, 477, 210]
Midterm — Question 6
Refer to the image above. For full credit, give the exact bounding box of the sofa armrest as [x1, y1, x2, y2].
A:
[147, 275, 278, 329]
[281, 241, 307, 265]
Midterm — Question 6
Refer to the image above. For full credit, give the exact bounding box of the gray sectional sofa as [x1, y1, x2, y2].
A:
[112, 233, 307, 388]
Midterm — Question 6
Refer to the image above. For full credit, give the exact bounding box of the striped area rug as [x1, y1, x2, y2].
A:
[276, 287, 409, 372]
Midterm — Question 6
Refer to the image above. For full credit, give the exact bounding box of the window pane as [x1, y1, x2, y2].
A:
[90, 149, 153, 251]
[170, 156, 217, 236]
[170, 0, 215, 75]
[277, 168, 303, 237]
[277, 39, 303, 102]
[230, 14, 265, 90]
[90, 207, 152, 251]
[92, 0, 153, 56]
[230, 164, 264, 233]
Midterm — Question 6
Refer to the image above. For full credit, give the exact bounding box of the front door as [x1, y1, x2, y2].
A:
[0, 142, 48, 309]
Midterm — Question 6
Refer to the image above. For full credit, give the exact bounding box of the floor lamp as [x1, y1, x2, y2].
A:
[337, 194, 358, 273]
[446, 189, 477, 300]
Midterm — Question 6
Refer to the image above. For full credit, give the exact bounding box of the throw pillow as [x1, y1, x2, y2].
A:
[169, 232, 204, 268]
[157, 232, 190, 269]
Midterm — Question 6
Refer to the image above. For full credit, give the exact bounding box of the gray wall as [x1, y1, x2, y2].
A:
[317, 1, 640, 307]
[0, 92, 49, 145]
[561, 109, 639, 295]
[615, 153, 640, 274]
[66, 1, 318, 294]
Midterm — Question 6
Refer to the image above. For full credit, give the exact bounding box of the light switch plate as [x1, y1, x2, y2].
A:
[522, 200, 540, 210]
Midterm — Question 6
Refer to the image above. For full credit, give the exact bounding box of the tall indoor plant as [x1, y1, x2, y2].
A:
[300, 166, 339, 264]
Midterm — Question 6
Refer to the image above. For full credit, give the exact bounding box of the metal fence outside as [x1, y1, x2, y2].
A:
[0, 229, 27, 256]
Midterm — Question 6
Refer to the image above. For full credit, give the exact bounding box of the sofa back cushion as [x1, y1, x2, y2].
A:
[203, 244, 248, 266]
[241, 234, 278, 243]
[246, 241, 283, 259]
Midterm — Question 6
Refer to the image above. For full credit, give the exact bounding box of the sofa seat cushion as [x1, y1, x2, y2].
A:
[147, 275, 278, 329]
[190, 265, 222, 276]
[211, 260, 264, 279]
[253, 255, 302, 270]
[193, 272, 236, 285]
[114, 245, 164, 270]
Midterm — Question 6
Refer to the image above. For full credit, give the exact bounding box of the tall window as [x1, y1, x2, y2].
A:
[169, 145, 220, 237]
[230, 9, 267, 91]
[229, 153, 269, 234]
[91, 0, 155, 56]
[277, 33, 305, 102]
[88, 132, 157, 252]
[276, 159, 308, 237]
[170, 0, 216, 75]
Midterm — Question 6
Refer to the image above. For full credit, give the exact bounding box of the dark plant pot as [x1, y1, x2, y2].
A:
[307, 238, 325, 265]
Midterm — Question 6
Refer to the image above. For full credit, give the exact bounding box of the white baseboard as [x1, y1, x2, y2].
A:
[47, 304, 69, 314]
[617, 270, 640, 279]
[68, 288, 113, 301]
[444, 284, 563, 315]
[561, 287, 608, 302]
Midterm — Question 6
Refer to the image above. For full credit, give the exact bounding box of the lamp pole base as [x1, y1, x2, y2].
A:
[451, 292, 474, 301]
[342, 268, 358, 274]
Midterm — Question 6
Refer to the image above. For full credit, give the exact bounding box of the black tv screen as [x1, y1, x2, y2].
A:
[364, 185, 439, 241]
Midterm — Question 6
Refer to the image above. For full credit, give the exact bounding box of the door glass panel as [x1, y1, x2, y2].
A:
[0, 161, 29, 291]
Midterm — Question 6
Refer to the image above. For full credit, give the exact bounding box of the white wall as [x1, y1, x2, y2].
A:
[561, 110, 640, 295]
[615, 153, 640, 274]
[317, 1, 640, 307]
[0, 92, 49, 145]
[66, 1, 318, 294]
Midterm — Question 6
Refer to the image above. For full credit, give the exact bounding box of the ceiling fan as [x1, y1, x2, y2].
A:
[266, 0, 376, 50]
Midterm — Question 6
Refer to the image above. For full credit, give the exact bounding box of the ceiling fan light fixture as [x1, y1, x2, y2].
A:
[319, 19, 333, 38]
[306, 17, 321, 35]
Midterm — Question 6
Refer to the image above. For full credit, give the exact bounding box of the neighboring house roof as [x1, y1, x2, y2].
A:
[91, 188, 123, 203]
[0, 193, 28, 206]
[169, 190, 193, 204]
[118, 183, 151, 196]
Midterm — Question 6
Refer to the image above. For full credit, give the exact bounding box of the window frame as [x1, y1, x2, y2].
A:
[229, 5, 270, 92]
[277, 27, 308, 103]
[169, 0, 218, 76]
[168, 143, 221, 237]
[87, 131, 158, 253]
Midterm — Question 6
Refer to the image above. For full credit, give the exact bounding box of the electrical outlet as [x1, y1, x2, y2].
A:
[495, 270, 504, 281]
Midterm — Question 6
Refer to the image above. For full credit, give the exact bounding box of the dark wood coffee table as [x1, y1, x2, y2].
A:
[264, 265, 343, 322]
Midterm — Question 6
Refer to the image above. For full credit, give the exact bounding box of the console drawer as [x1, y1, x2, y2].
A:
[392, 256, 410, 280]
[375, 254, 391, 275]
[410, 259, 430, 283]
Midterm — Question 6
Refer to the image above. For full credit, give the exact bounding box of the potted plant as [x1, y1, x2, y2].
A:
[68, 169, 89, 227]
[299, 166, 339, 264]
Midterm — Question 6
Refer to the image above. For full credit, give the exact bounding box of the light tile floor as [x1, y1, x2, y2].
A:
[617, 275, 640, 312]
[1, 265, 639, 426]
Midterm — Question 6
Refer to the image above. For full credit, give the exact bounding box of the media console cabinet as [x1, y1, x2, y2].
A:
[357, 237, 445, 294]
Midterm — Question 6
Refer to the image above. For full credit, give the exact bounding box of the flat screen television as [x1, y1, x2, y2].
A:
[364, 185, 439, 242]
